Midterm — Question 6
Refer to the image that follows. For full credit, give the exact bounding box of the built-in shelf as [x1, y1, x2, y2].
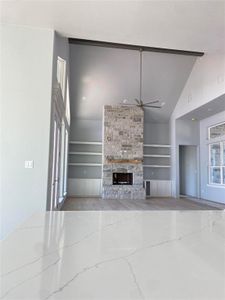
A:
[68, 141, 102, 170]
[144, 144, 171, 148]
[69, 152, 102, 156]
[144, 154, 170, 158]
[70, 141, 102, 145]
[69, 163, 102, 167]
[143, 165, 171, 168]
[143, 144, 171, 175]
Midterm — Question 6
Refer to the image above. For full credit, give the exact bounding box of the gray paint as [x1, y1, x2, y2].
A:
[170, 53, 225, 198]
[200, 110, 225, 204]
[142, 52, 196, 122]
[69, 44, 196, 122]
[144, 123, 170, 144]
[68, 119, 102, 179]
[70, 119, 102, 142]
[68, 43, 195, 187]
[179, 146, 198, 197]
[69, 120, 170, 180]
[1, 25, 54, 239]
[175, 119, 200, 196]
[144, 123, 171, 180]
[69, 44, 139, 120]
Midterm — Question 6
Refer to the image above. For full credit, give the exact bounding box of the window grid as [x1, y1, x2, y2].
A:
[208, 141, 225, 186]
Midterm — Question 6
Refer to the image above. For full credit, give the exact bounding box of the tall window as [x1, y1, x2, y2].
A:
[57, 56, 66, 99]
[208, 122, 225, 186]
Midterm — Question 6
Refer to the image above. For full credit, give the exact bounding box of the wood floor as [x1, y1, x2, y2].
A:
[62, 196, 225, 211]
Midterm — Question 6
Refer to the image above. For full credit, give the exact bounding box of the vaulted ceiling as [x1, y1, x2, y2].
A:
[2, 1, 225, 122]
[2, 1, 225, 53]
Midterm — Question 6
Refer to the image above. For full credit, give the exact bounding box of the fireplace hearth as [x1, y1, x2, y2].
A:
[113, 173, 133, 185]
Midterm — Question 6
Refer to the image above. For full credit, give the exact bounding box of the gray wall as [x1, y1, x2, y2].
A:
[68, 119, 170, 180]
[144, 123, 170, 180]
[70, 119, 102, 142]
[170, 53, 225, 197]
[68, 119, 102, 179]
[69, 44, 195, 122]
[200, 110, 225, 204]
[144, 123, 170, 144]
[69, 44, 139, 120]
[68, 43, 196, 184]
[179, 145, 198, 197]
[175, 119, 200, 196]
[1, 25, 54, 239]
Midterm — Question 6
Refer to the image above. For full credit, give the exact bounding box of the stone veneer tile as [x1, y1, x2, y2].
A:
[102, 105, 145, 200]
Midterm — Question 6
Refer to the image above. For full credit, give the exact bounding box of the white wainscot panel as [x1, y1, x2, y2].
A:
[145, 180, 172, 197]
[68, 179, 102, 197]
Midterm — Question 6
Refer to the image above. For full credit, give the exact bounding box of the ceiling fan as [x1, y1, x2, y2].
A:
[121, 48, 165, 110]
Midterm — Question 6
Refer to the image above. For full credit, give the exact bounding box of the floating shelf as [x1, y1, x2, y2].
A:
[70, 141, 102, 145]
[69, 163, 102, 167]
[106, 158, 142, 164]
[69, 152, 102, 156]
[144, 154, 170, 158]
[143, 165, 171, 168]
[144, 144, 171, 148]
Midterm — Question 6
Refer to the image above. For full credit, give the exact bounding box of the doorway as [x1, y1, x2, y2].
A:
[179, 145, 199, 198]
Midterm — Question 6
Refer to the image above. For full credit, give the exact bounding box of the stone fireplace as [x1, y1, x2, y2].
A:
[102, 105, 145, 199]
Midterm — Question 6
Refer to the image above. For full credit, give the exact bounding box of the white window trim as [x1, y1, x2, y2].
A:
[208, 121, 225, 141]
[57, 56, 66, 100]
[208, 141, 225, 187]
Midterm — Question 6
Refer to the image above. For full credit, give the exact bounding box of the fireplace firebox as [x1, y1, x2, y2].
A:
[113, 173, 133, 185]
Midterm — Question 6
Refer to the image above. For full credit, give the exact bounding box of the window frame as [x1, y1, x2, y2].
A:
[57, 56, 66, 100]
[208, 121, 225, 140]
[208, 122, 225, 187]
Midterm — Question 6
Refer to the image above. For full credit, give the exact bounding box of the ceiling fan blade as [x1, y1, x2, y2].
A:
[135, 98, 141, 105]
[140, 99, 144, 106]
[120, 103, 136, 106]
[143, 105, 163, 108]
[143, 100, 160, 105]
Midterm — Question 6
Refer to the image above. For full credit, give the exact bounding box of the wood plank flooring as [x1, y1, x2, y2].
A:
[62, 196, 225, 211]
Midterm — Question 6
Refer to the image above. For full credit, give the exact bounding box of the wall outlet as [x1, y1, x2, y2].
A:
[25, 160, 34, 169]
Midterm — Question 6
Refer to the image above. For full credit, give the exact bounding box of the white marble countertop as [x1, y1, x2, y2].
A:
[1, 211, 225, 300]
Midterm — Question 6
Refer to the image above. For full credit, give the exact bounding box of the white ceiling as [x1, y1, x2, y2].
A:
[2, 1, 225, 53]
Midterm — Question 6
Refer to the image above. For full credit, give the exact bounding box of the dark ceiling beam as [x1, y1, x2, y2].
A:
[68, 38, 204, 57]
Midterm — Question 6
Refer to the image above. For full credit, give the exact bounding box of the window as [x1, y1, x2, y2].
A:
[208, 122, 225, 139]
[208, 122, 225, 186]
[57, 57, 66, 99]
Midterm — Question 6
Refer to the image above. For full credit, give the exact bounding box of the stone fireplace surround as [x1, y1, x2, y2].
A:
[102, 105, 145, 200]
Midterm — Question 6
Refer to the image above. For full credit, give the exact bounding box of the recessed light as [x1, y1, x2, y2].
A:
[82, 96, 87, 101]
[191, 118, 196, 121]
[123, 99, 128, 103]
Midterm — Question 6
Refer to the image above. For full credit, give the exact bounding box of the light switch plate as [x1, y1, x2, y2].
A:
[25, 160, 34, 169]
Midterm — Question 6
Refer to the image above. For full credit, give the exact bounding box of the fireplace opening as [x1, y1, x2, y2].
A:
[113, 173, 133, 185]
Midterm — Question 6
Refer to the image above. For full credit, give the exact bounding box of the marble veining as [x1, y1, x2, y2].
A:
[0, 211, 225, 299]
